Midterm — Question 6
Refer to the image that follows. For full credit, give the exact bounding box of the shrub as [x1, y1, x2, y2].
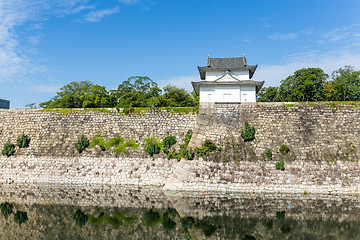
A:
[279, 144, 290, 154]
[14, 211, 28, 226]
[0, 202, 14, 219]
[75, 135, 89, 153]
[276, 160, 285, 170]
[2, 141, 15, 157]
[266, 149, 272, 160]
[167, 149, 179, 160]
[184, 129, 193, 145]
[195, 140, 218, 156]
[162, 135, 177, 154]
[143, 209, 161, 227]
[89, 132, 107, 151]
[16, 134, 30, 148]
[144, 137, 162, 157]
[73, 209, 88, 227]
[106, 135, 139, 155]
[162, 212, 176, 231]
[241, 120, 255, 141]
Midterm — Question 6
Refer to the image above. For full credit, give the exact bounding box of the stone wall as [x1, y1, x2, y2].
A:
[0, 109, 197, 157]
[190, 102, 360, 161]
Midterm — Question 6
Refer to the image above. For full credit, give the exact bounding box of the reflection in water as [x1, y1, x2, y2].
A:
[0, 183, 359, 239]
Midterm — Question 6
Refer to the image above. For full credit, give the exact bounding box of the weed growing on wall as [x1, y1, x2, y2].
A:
[279, 145, 290, 154]
[16, 133, 30, 148]
[89, 132, 107, 151]
[266, 149, 272, 160]
[1, 141, 15, 157]
[0, 202, 28, 226]
[162, 135, 177, 155]
[0, 202, 14, 218]
[144, 137, 163, 157]
[14, 211, 28, 226]
[73, 209, 88, 227]
[241, 121, 255, 142]
[75, 135, 89, 153]
[106, 135, 139, 156]
[195, 140, 219, 157]
[276, 160, 285, 170]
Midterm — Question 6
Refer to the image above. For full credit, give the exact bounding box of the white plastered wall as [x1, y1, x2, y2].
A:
[205, 70, 249, 81]
[199, 85, 257, 103]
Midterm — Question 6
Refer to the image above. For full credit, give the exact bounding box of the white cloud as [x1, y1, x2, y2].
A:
[159, 74, 198, 93]
[84, 7, 119, 22]
[119, 0, 140, 5]
[268, 33, 299, 40]
[255, 51, 360, 87]
[0, 0, 87, 83]
[27, 83, 61, 93]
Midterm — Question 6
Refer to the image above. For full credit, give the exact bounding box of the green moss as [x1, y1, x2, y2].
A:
[39, 108, 113, 115]
[282, 103, 296, 107]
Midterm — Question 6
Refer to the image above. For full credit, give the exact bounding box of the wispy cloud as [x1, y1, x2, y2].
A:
[159, 74, 198, 92]
[255, 51, 360, 87]
[119, 0, 140, 5]
[323, 24, 360, 42]
[27, 83, 61, 93]
[269, 33, 299, 40]
[84, 7, 120, 22]
[0, 0, 87, 83]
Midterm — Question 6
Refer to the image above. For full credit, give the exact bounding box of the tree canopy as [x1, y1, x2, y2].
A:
[257, 66, 360, 102]
[40, 76, 199, 108]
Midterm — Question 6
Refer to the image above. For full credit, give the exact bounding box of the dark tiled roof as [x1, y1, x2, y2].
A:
[191, 80, 264, 95]
[198, 56, 258, 80]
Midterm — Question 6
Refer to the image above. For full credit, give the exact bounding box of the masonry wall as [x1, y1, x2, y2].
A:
[0, 109, 197, 157]
[190, 102, 360, 161]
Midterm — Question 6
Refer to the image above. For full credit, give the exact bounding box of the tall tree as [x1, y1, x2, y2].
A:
[277, 68, 328, 101]
[40, 81, 112, 108]
[155, 85, 198, 107]
[256, 86, 278, 102]
[325, 66, 360, 101]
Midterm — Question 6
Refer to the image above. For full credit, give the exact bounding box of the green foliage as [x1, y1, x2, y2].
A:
[16, 133, 30, 148]
[40, 81, 114, 108]
[162, 135, 177, 155]
[2, 141, 15, 157]
[257, 86, 279, 102]
[184, 129, 193, 145]
[14, 211, 28, 226]
[167, 149, 179, 160]
[276, 160, 285, 170]
[162, 212, 176, 231]
[143, 209, 161, 227]
[73, 209, 88, 227]
[89, 132, 107, 151]
[195, 220, 217, 237]
[0, 202, 14, 219]
[277, 68, 329, 101]
[75, 135, 89, 153]
[279, 144, 290, 154]
[144, 137, 162, 157]
[156, 85, 199, 107]
[195, 140, 218, 157]
[106, 135, 139, 155]
[266, 149, 272, 160]
[241, 121, 255, 141]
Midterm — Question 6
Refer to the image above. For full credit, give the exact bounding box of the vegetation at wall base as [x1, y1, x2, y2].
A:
[241, 121, 255, 142]
[195, 140, 219, 157]
[14, 211, 28, 226]
[0, 202, 14, 219]
[162, 135, 177, 155]
[89, 132, 107, 151]
[144, 137, 163, 157]
[73, 209, 88, 227]
[17, 133, 30, 148]
[266, 149, 272, 160]
[279, 145, 290, 154]
[106, 136, 139, 156]
[1, 141, 15, 157]
[276, 160, 285, 170]
[75, 135, 89, 153]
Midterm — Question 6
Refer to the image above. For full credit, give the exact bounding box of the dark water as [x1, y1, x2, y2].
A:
[0, 183, 360, 239]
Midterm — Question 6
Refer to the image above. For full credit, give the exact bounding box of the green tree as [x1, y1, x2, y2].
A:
[256, 86, 278, 102]
[155, 85, 198, 107]
[40, 81, 112, 108]
[325, 66, 360, 101]
[113, 76, 162, 108]
[277, 68, 328, 101]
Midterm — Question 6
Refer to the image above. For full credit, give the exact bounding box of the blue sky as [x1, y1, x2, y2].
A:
[0, 0, 359, 108]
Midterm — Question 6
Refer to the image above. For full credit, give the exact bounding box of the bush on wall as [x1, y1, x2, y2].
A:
[75, 135, 89, 153]
[1, 141, 15, 157]
[144, 137, 163, 157]
[241, 121, 255, 141]
[162, 135, 177, 155]
[106, 135, 139, 155]
[279, 144, 290, 154]
[195, 140, 219, 157]
[16, 133, 30, 148]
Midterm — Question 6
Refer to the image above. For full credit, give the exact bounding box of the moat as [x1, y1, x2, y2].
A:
[0, 183, 359, 239]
